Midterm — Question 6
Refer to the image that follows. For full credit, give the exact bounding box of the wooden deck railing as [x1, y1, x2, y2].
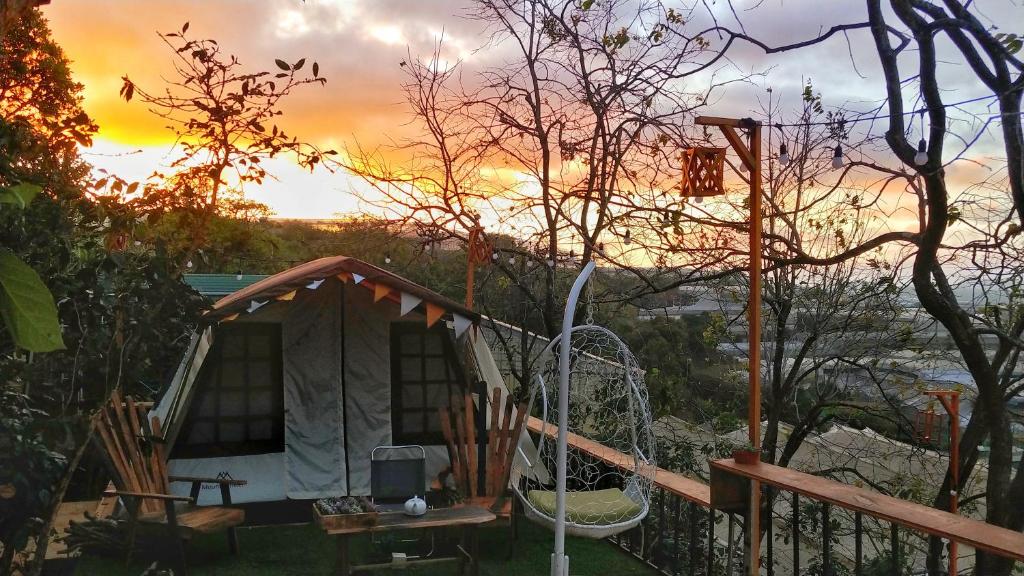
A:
[526, 417, 1024, 575]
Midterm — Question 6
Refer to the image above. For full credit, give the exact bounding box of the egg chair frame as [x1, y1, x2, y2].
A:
[511, 260, 656, 576]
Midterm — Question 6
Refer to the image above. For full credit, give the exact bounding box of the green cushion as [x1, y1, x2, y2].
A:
[528, 488, 641, 526]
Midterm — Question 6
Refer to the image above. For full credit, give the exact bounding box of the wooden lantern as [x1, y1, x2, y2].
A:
[680, 147, 726, 198]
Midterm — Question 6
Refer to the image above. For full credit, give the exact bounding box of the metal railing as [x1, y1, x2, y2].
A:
[547, 429, 1024, 576]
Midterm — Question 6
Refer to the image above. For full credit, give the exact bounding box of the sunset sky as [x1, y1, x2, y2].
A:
[43, 0, 1009, 223]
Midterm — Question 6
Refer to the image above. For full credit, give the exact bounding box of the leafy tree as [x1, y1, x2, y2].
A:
[118, 23, 334, 261]
[0, 10, 204, 573]
[0, 6, 96, 353]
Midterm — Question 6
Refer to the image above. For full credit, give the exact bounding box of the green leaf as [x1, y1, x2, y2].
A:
[0, 249, 65, 352]
[275, 58, 290, 71]
[0, 183, 41, 208]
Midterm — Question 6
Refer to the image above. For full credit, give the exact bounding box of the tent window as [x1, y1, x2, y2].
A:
[391, 322, 466, 445]
[174, 323, 284, 458]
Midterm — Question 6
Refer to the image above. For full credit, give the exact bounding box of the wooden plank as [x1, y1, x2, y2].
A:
[124, 396, 157, 500]
[464, 393, 477, 499]
[101, 408, 147, 510]
[525, 416, 711, 507]
[487, 388, 501, 496]
[439, 406, 463, 492]
[322, 506, 495, 535]
[139, 506, 245, 535]
[150, 416, 169, 494]
[711, 458, 1024, 562]
[168, 475, 247, 487]
[109, 392, 154, 512]
[493, 402, 527, 500]
[453, 403, 471, 497]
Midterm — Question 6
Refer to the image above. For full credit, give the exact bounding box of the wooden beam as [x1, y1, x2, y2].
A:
[746, 122, 763, 576]
[695, 116, 749, 127]
[525, 416, 711, 507]
[710, 458, 1024, 562]
[720, 126, 756, 172]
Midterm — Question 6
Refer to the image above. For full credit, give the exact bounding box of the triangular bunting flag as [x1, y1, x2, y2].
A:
[352, 273, 365, 285]
[336, 272, 352, 283]
[277, 290, 297, 301]
[425, 302, 445, 328]
[400, 292, 422, 316]
[453, 313, 473, 339]
[306, 279, 324, 290]
[374, 283, 393, 303]
[247, 300, 267, 313]
[221, 313, 239, 323]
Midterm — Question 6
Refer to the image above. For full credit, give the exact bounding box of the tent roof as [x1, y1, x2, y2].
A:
[204, 255, 480, 323]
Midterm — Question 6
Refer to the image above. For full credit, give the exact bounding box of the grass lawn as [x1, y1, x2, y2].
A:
[74, 519, 659, 575]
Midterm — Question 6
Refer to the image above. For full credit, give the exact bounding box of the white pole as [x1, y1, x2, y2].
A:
[551, 259, 597, 576]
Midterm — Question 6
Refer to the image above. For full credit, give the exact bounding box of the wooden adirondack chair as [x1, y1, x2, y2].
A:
[91, 391, 246, 573]
[439, 387, 527, 514]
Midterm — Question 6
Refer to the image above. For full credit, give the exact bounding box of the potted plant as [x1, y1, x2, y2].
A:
[314, 496, 380, 530]
[732, 442, 761, 465]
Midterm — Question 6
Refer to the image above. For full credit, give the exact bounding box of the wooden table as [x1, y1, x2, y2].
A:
[320, 506, 496, 575]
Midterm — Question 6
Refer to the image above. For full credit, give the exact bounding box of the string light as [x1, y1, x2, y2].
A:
[508, 254, 516, 265]
[384, 253, 392, 264]
[623, 229, 632, 246]
[831, 145, 844, 169]
[764, 94, 1000, 128]
[491, 250, 498, 262]
[545, 258, 555, 268]
[235, 270, 243, 281]
[778, 143, 790, 167]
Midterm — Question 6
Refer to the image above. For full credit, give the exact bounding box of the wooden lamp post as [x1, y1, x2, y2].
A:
[465, 225, 492, 309]
[922, 389, 962, 575]
[686, 116, 763, 576]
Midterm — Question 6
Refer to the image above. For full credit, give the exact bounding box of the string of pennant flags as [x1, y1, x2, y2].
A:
[217, 272, 476, 339]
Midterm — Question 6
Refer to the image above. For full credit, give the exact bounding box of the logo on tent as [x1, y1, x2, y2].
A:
[203, 471, 235, 490]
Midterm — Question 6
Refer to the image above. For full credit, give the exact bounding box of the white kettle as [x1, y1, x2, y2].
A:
[403, 495, 427, 517]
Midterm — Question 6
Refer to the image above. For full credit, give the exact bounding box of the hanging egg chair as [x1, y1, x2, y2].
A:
[512, 320, 656, 539]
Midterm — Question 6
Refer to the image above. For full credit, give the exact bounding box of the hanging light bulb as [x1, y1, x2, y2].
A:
[235, 270, 243, 281]
[917, 108, 933, 166]
[384, 253, 392, 264]
[568, 249, 575, 262]
[738, 160, 748, 173]
[623, 229, 632, 246]
[491, 250, 498, 262]
[778, 143, 790, 167]
[695, 196, 704, 204]
[831, 144, 844, 169]
[545, 258, 555, 268]
[526, 258, 535, 268]
[186, 260, 193, 269]
[914, 138, 928, 166]
[508, 254, 516, 265]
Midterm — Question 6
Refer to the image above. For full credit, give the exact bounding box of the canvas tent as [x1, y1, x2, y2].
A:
[153, 256, 540, 505]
